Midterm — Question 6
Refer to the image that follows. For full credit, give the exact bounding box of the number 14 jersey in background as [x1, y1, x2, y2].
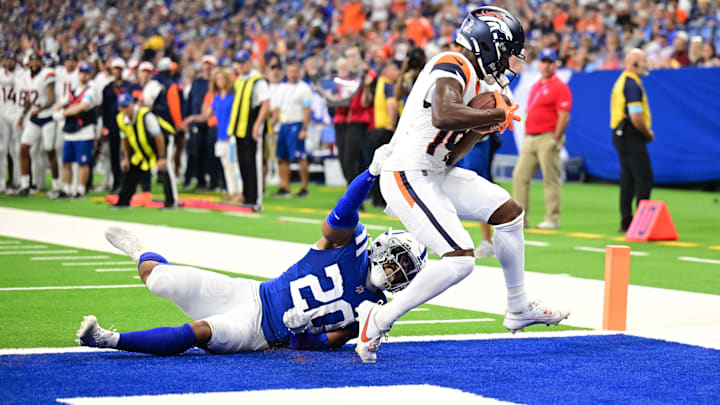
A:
[259, 224, 386, 346]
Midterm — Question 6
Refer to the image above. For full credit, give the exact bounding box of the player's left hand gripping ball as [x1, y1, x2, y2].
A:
[283, 307, 311, 335]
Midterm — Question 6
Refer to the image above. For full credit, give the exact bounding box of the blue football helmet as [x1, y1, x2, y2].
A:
[455, 6, 525, 87]
[368, 229, 427, 293]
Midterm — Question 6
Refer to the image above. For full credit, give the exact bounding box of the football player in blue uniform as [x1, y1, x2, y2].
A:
[76, 149, 426, 358]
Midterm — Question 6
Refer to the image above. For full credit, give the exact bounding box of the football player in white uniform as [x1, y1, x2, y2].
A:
[16, 52, 61, 196]
[355, 7, 570, 362]
[0, 53, 23, 192]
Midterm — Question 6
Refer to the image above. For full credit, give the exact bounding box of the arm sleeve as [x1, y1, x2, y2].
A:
[384, 82, 395, 99]
[326, 169, 377, 229]
[143, 112, 162, 136]
[288, 331, 330, 350]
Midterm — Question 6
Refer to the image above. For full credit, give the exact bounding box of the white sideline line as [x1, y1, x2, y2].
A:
[409, 308, 429, 312]
[32, 255, 111, 261]
[0, 250, 78, 255]
[0, 240, 21, 244]
[0, 284, 144, 292]
[277, 216, 387, 231]
[95, 268, 137, 272]
[0, 244, 47, 249]
[395, 318, 494, 325]
[525, 240, 549, 247]
[62, 261, 134, 266]
[575, 246, 649, 256]
[223, 212, 262, 218]
[679, 256, 720, 265]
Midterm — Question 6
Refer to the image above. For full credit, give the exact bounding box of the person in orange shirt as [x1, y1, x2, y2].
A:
[405, 8, 435, 48]
[339, 0, 366, 36]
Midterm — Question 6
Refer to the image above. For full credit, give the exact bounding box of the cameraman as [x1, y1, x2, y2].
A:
[394, 47, 426, 111]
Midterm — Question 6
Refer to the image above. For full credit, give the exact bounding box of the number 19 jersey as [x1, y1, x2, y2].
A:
[258, 224, 386, 346]
[383, 52, 481, 172]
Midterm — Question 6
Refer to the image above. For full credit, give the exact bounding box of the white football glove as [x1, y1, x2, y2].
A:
[52, 110, 65, 122]
[369, 144, 393, 176]
[283, 307, 311, 335]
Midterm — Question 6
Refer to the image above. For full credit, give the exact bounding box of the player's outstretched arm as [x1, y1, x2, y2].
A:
[431, 78, 505, 131]
[318, 169, 377, 250]
[289, 324, 359, 350]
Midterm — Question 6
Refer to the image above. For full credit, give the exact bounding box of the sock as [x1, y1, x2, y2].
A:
[77, 184, 86, 196]
[116, 323, 195, 356]
[139, 252, 168, 266]
[63, 183, 71, 194]
[327, 169, 377, 229]
[493, 213, 529, 313]
[52, 178, 60, 191]
[20, 175, 30, 189]
[375, 255, 474, 331]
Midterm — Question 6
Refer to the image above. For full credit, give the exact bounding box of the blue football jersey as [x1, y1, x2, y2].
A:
[259, 224, 386, 346]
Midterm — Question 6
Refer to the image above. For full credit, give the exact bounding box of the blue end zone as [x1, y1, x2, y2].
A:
[2, 335, 719, 404]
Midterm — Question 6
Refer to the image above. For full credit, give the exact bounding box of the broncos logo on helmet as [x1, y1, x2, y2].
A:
[368, 229, 427, 293]
[456, 6, 525, 87]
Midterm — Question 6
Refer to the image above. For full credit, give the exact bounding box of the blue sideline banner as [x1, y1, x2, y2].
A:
[501, 67, 720, 184]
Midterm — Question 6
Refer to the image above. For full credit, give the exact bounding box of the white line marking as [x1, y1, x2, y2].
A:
[0, 284, 144, 292]
[575, 246, 649, 256]
[132, 275, 140, 279]
[0, 244, 47, 249]
[525, 240, 549, 247]
[679, 256, 720, 265]
[183, 208, 210, 214]
[395, 318, 494, 325]
[409, 308, 429, 312]
[278, 216, 386, 230]
[0, 250, 78, 255]
[94, 268, 137, 272]
[32, 255, 111, 261]
[61, 261, 135, 266]
[223, 212, 262, 218]
[0, 240, 21, 244]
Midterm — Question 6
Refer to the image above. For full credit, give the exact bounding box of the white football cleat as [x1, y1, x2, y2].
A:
[474, 240, 495, 258]
[536, 221, 559, 230]
[104, 227, 148, 263]
[355, 300, 387, 363]
[76, 315, 117, 348]
[503, 300, 570, 334]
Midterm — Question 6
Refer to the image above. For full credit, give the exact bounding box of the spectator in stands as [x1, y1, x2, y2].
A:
[275, 59, 312, 198]
[688, 36, 704, 65]
[698, 42, 720, 67]
[228, 50, 270, 208]
[669, 31, 691, 68]
[183, 68, 241, 203]
[610, 49, 654, 232]
[513, 48, 572, 230]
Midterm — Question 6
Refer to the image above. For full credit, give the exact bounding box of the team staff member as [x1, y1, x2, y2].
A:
[512, 48, 572, 230]
[114, 93, 176, 208]
[610, 49, 654, 232]
[228, 50, 270, 208]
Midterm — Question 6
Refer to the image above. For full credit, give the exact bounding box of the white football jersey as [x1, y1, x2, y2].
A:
[54, 66, 80, 105]
[0, 67, 23, 121]
[17, 68, 56, 119]
[384, 52, 482, 172]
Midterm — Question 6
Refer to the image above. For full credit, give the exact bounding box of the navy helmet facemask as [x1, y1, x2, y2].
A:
[455, 6, 525, 87]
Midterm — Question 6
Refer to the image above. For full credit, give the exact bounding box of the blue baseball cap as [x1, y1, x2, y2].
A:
[78, 63, 92, 73]
[117, 92, 133, 107]
[539, 48, 558, 62]
[234, 50, 251, 63]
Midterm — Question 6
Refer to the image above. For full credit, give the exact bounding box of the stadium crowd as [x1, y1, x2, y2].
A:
[1, 0, 719, 202]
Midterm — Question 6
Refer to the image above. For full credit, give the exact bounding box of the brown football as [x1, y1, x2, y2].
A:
[468, 91, 512, 132]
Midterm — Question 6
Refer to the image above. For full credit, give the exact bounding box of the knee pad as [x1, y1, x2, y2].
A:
[442, 255, 475, 284]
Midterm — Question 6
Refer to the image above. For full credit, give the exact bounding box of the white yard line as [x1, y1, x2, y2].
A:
[575, 246, 649, 256]
[94, 268, 137, 272]
[409, 308, 429, 312]
[525, 240, 549, 247]
[223, 212, 262, 218]
[0, 284, 144, 292]
[32, 255, 111, 261]
[62, 261, 135, 266]
[0, 244, 47, 249]
[679, 256, 720, 265]
[0, 207, 718, 350]
[0, 240, 21, 244]
[395, 318, 494, 325]
[0, 250, 78, 255]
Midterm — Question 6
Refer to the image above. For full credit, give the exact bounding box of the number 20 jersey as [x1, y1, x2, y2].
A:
[383, 52, 481, 173]
[258, 224, 386, 346]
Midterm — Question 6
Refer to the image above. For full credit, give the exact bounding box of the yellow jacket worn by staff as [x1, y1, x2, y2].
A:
[610, 71, 651, 131]
[116, 107, 174, 171]
[228, 73, 266, 139]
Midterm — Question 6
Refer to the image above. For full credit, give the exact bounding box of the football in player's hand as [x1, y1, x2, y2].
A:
[468, 91, 513, 132]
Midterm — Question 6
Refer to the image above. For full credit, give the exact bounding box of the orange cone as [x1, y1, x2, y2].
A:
[625, 200, 678, 242]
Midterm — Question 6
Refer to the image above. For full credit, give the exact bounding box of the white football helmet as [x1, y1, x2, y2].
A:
[368, 229, 427, 293]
